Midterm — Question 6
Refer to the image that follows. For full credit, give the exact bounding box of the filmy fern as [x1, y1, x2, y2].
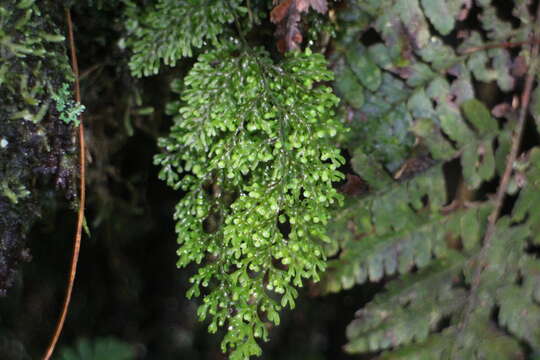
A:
[124, 0, 246, 77]
[155, 43, 344, 358]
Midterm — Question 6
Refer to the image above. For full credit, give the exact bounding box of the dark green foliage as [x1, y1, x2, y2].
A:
[324, 0, 540, 358]
[155, 43, 344, 359]
[0, 0, 77, 295]
[58, 337, 135, 360]
[124, 0, 246, 77]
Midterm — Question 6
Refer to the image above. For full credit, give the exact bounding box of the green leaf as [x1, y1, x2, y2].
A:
[350, 149, 393, 190]
[421, 0, 455, 35]
[396, 0, 430, 49]
[346, 44, 382, 92]
[462, 99, 498, 135]
[335, 64, 364, 109]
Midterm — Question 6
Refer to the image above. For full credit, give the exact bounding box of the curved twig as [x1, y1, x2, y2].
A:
[42, 7, 86, 360]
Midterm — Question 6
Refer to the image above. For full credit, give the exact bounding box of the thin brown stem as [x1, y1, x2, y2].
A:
[452, 4, 540, 358]
[42, 7, 86, 360]
[459, 39, 540, 55]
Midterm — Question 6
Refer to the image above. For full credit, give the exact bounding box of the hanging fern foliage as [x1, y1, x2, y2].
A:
[154, 43, 344, 358]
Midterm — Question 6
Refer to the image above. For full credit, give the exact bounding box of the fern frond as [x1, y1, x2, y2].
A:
[323, 164, 492, 292]
[328, 0, 540, 358]
[376, 332, 451, 360]
[124, 0, 245, 77]
[155, 43, 344, 358]
[345, 254, 467, 353]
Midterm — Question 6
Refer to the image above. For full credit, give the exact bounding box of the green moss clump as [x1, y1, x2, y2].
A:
[0, 0, 78, 294]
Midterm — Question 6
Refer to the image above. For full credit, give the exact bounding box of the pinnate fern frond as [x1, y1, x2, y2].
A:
[325, 0, 540, 358]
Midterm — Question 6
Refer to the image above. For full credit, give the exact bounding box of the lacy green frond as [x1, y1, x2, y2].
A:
[52, 83, 85, 126]
[155, 44, 345, 359]
[124, 0, 245, 77]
